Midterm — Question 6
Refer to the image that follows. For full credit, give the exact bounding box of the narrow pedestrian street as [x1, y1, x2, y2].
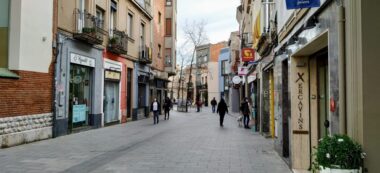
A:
[0, 107, 290, 173]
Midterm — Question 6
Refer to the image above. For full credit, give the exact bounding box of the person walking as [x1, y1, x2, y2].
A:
[240, 98, 251, 129]
[211, 97, 217, 113]
[151, 98, 160, 124]
[163, 97, 172, 120]
[217, 98, 228, 127]
[196, 99, 201, 112]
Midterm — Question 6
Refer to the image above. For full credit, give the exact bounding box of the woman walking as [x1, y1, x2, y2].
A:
[217, 98, 228, 127]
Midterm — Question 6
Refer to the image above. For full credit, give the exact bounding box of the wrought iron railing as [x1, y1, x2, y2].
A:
[108, 29, 128, 54]
[73, 9, 106, 45]
[139, 45, 152, 64]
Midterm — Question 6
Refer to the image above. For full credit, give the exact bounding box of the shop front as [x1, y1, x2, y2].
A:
[54, 37, 103, 136]
[103, 59, 122, 126]
[133, 63, 151, 120]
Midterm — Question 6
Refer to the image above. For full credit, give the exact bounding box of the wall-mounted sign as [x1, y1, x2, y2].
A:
[70, 53, 95, 67]
[238, 66, 248, 76]
[286, 0, 320, 9]
[105, 70, 121, 80]
[241, 48, 255, 62]
[104, 59, 122, 71]
[73, 104, 87, 123]
[232, 76, 242, 84]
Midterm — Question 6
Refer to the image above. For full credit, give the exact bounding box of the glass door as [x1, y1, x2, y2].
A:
[69, 64, 92, 131]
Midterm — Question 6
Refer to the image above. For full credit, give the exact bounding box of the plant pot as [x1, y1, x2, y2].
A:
[320, 167, 360, 173]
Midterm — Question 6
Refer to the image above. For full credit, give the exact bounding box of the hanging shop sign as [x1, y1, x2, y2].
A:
[286, 0, 320, 9]
[238, 66, 248, 76]
[104, 59, 122, 72]
[72, 104, 87, 123]
[70, 53, 95, 67]
[105, 70, 121, 80]
[241, 48, 255, 62]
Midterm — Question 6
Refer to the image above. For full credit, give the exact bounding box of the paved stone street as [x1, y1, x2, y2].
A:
[0, 107, 291, 173]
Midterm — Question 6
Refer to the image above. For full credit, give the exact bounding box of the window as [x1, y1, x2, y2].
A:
[165, 48, 172, 66]
[127, 13, 133, 37]
[165, 18, 172, 36]
[96, 7, 105, 29]
[140, 22, 145, 49]
[166, 0, 172, 6]
[110, 1, 117, 36]
[221, 60, 227, 75]
[158, 12, 161, 25]
[158, 44, 162, 58]
[0, 0, 10, 68]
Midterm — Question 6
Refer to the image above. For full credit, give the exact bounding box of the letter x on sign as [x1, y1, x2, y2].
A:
[296, 73, 305, 83]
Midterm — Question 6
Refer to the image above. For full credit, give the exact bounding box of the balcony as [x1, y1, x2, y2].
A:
[196, 82, 208, 90]
[108, 29, 128, 55]
[73, 9, 106, 45]
[139, 45, 152, 64]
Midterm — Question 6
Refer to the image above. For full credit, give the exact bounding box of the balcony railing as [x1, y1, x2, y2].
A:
[73, 9, 106, 45]
[139, 45, 152, 64]
[108, 29, 128, 55]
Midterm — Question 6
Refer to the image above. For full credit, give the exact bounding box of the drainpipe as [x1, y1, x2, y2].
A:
[338, 4, 347, 134]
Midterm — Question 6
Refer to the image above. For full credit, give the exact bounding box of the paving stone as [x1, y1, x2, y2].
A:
[0, 107, 291, 173]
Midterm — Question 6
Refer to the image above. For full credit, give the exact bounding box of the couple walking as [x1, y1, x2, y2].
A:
[150, 97, 172, 124]
[212, 97, 228, 127]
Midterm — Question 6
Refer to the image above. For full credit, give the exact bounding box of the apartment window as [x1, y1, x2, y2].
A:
[158, 12, 162, 25]
[158, 44, 162, 58]
[96, 7, 105, 29]
[166, 0, 172, 6]
[140, 22, 145, 49]
[221, 60, 227, 75]
[110, 1, 117, 36]
[165, 48, 172, 66]
[0, 0, 10, 68]
[165, 18, 172, 36]
[127, 13, 133, 37]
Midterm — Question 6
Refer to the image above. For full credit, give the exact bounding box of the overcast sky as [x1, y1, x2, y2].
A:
[177, 0, 240, 47]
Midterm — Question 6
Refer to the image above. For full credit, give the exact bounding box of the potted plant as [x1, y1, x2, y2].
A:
[82, 27, 95, 34]
[312, 134, 365, 173]
[109, 37, 118, 45]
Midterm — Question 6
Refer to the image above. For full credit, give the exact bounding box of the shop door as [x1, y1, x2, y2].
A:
[104, 82, 119, 124]
[126, 68, 132, 118]
[282, 60, 290, 158]
[317, 53, 329, 138]
[69, 64, 92, 131]
[157, 90, 162, 114]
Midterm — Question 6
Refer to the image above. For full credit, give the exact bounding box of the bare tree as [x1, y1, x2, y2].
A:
[182, 20, 209, 112]
[177, 45, 192, 105]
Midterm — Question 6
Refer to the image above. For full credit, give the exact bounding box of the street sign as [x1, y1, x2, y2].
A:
[286, 0, 320, 9]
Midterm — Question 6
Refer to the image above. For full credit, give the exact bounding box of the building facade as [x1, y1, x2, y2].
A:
[218, 48, 231, 105]
[0, 0, 54, 148]
[235, 0, 380, 172]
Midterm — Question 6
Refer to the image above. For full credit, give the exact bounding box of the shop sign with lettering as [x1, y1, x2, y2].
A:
[105, 70, 121, 80]
[70, 53, 96, 67]
[286, 0, 320, 9]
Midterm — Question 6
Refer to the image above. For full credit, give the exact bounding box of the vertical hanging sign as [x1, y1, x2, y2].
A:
[286, 0, 320, 9]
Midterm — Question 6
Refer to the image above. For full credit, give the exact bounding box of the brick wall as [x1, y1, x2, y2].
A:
[0, 63, 54, 117]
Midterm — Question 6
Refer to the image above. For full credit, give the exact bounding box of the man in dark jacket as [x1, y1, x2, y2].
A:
[163, 97, 172, 120]
[211, 97, 217, 113]
[217, 98, 228, 127]
[151, 98, 160, 124]
[240, 98, 251, 129]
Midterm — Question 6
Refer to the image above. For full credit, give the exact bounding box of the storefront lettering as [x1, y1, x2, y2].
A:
[296, 72, 305, 130]
[70, 53, 96, 67]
